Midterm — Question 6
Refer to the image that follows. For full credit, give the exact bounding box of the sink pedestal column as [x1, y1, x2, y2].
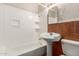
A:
[47, 41, 53, 56]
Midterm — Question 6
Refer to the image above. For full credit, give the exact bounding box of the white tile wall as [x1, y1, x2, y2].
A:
[0, 4, 41, 55]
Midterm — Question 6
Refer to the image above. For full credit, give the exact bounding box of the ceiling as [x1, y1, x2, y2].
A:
[5, 3, 55, 13]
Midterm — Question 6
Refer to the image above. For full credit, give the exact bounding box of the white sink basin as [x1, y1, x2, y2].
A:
[40, 32, 61, 56]
[40, 32, 61, 43]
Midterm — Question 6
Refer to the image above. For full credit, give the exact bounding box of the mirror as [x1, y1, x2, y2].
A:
[48, 6, 59, 24]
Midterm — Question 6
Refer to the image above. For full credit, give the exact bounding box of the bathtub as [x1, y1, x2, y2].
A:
[19, 42, 47, 56]
[0, 45, 46, 56]
[4, 41, 47, 56]
[19, 46, 46, 56]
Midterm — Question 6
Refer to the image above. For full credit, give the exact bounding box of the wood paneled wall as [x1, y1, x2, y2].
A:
[48, 21, 79, 56]
[48, 21, 79, 41]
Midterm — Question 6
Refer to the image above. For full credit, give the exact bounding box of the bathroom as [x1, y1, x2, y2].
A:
[1, 3, 79, 56]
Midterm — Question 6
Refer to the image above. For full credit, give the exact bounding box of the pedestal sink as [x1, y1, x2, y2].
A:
[40, 32, 61, 56]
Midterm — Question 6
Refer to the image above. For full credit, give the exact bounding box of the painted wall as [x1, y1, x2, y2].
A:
[0, 4, 42, 55]
[58, 3, 79, 22]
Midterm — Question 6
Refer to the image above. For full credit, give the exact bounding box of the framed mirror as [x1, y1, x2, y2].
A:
[47, 6, 59, 24]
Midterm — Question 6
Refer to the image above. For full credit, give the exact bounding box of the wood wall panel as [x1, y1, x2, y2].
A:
[48, 21, 79, 40]
[57, 23, 63, 35]
[74, 21, 79, 34]
[63, 34, 74, 39]
[62, 22, 74, 34]
[48, 24, 58, 32]
[73, 34, 79, 41]
[48, 22, 74, 35]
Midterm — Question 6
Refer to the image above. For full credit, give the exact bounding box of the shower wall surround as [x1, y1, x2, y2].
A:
[0, 4, 42, 56]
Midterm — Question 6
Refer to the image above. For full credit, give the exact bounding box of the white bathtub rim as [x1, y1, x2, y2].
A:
[61, 39, 79, 46]
[6, 42, 47, 56]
